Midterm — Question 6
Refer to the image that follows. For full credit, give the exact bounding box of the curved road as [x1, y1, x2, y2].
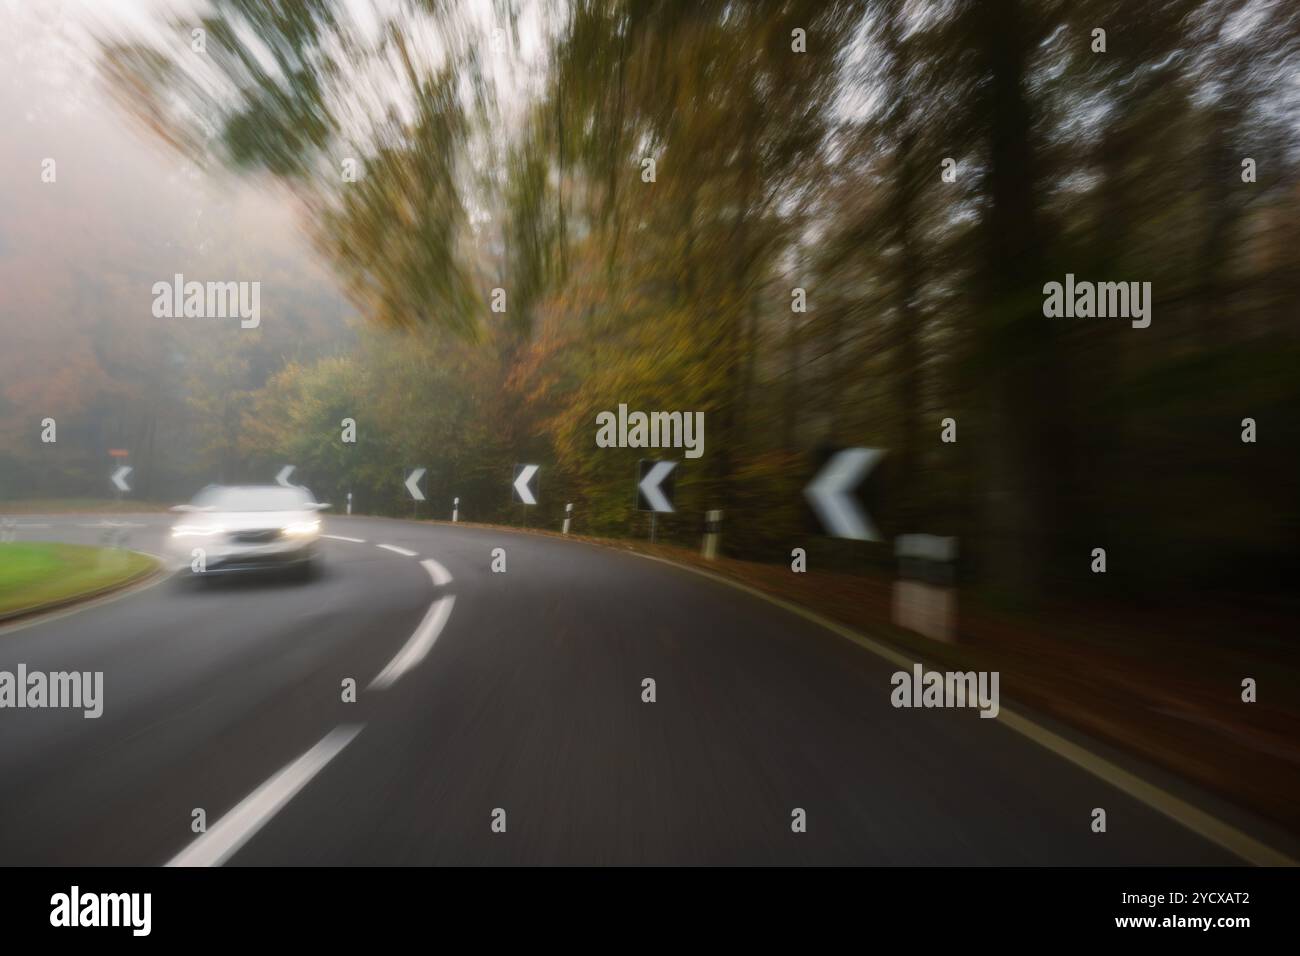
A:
[0, 515, 1262, 864]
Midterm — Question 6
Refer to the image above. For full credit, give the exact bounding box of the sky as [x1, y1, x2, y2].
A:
[0, 0, 359, 437]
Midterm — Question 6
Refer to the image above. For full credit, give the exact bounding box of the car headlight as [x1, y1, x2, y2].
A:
[171, 524, 226, 538]
[282, 520, 320, 537]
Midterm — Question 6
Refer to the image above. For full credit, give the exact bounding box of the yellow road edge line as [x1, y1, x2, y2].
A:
[347, 519, 1298, 866]
[995, 709, 1295, 867]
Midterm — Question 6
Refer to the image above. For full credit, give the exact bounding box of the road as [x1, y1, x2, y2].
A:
[0, 514, 1256, 864]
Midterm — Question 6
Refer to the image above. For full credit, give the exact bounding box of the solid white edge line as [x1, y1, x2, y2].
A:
[421, 557, 453, 586]
[166, 725, 363, 867]
[322, 534, 367, 543]
[368, 595, 456, 691]
[376, 543, 418, 557]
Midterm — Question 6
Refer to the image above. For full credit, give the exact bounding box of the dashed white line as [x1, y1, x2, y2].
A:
[369, 596, 456, 690]
[421, 557, 453, 586]
[323, 534, 367, 543]
[376, 543, 418, 557]
[165, 725, 363, 868]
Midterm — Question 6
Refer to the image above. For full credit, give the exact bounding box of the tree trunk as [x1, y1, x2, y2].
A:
[971, 0, 1058, 603]
[881, 3, 924, 530]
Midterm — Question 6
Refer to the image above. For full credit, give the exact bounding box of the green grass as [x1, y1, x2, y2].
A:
[0, 543, 157, 618]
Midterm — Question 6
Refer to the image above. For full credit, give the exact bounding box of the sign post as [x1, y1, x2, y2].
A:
[804, 447, 884, 540]
[404, 468, 426, 519]
[512, 464, 539, 527]
[108, 449, 131, 503]
[512, 464, 539, 506]
[636, 460, 677, 543]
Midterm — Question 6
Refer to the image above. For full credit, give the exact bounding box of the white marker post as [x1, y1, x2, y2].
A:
[893, 534, 958, 643]
[452, 497, 459, 523]
[346, 491, 352, 516]
[703, 509, 722, 560]
[562, 502, 572, 535]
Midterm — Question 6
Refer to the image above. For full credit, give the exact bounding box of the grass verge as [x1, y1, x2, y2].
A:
[0, 542, 158, 620]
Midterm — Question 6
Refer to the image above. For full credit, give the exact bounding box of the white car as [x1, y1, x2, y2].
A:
[169, 484, 329, 579]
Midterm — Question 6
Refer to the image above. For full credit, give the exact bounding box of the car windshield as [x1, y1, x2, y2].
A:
[191, 486, 312, 512]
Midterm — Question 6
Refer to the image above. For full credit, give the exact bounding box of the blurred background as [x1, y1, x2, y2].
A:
[1, 1, 1297, 821]
[3, 0, 1297, 593]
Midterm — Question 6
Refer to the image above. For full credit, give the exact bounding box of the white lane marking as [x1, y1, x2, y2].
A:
[368, 596, 456, 691]
[166, 725, 363, 868]
[376, 543, 418, 557]
[323, 534, 367, 543]
[421, 557, 453, 586]
[12, 522, 52, 528]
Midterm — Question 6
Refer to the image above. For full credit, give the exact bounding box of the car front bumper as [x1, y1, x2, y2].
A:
[169, 537, 318, 574]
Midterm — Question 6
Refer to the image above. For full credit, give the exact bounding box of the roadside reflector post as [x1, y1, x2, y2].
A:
[702, 509, 722, 560]
[346, 491, 352, 516]
[893, 534, 958, 643]
[562, 502, 572, 535]
[452, 497, 459, 523]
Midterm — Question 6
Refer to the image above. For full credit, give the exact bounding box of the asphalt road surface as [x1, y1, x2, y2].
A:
[0, 514, 1259, 864]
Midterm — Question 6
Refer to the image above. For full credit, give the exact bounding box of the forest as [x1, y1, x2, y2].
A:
[3, 0, 1296, 611]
